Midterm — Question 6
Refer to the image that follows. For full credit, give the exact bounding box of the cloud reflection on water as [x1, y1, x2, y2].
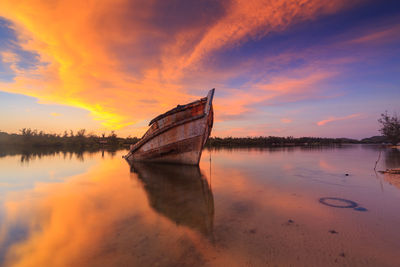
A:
[0, 147, 399, 266]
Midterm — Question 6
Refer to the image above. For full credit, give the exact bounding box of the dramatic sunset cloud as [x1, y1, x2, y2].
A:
[0, 0, 399, 138]
[317, 113, 361, 126]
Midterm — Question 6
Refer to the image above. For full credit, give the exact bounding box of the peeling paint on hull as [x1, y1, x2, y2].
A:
[124, 89, 214, 165]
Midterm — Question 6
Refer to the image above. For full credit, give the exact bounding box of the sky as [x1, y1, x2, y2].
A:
[0, 0, 399, 139]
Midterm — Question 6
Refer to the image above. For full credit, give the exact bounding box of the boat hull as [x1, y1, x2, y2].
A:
[125, 104, 213, 165]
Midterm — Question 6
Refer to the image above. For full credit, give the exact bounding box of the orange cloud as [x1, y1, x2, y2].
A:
[0, 0, 355, 135]
[317, 113, 361, 126]
[174, 0, 353, 70]
[215, 68, 337, 121]
[281, 118, 292, 123]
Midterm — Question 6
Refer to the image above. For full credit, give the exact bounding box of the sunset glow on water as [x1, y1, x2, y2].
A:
[1, 146, 400, 266]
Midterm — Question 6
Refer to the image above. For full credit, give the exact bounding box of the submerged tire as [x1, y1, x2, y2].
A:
[319, 197, 358, 208]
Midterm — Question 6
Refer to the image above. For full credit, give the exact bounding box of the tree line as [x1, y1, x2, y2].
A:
[206, 136, 359, 147]
[0, 129, 362, 148]
[0, 129, 139, 148]
[1, 111, 398, 148]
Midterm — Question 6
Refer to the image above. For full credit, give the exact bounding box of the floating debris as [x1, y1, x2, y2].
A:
[329, 230, 338, 234]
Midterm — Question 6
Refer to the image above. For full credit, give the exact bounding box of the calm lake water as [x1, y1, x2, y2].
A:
[0, 145, 400, 266]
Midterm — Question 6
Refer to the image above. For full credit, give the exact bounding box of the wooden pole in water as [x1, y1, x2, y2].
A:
[374, 149, 382, 171]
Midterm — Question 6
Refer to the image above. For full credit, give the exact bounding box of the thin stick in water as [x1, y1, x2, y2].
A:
[374, 149, 382, 171]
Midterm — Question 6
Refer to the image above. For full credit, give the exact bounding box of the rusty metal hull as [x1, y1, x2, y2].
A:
[124, 89, 214, 165]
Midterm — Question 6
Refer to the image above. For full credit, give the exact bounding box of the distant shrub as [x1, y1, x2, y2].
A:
[378, 111, 400, 145]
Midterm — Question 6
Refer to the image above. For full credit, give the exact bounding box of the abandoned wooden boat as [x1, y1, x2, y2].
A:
[123, 89, 214, 165]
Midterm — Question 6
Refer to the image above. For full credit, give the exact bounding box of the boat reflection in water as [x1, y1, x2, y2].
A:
[130, 162, 214, 236]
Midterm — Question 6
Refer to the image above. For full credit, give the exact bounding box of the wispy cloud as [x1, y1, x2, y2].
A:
[345, 22, 400, 46]
[281, 118, 292, 124]
[317, 113, 361, 126]
[215, 68, 338, 121]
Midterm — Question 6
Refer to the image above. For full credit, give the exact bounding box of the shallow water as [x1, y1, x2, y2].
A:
[0, 145, 400, 266]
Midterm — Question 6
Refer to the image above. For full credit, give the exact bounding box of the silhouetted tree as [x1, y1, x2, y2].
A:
[76, 129, 86, 137]
[378, 111, 400, 145]
[108, 131, 118, 145]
